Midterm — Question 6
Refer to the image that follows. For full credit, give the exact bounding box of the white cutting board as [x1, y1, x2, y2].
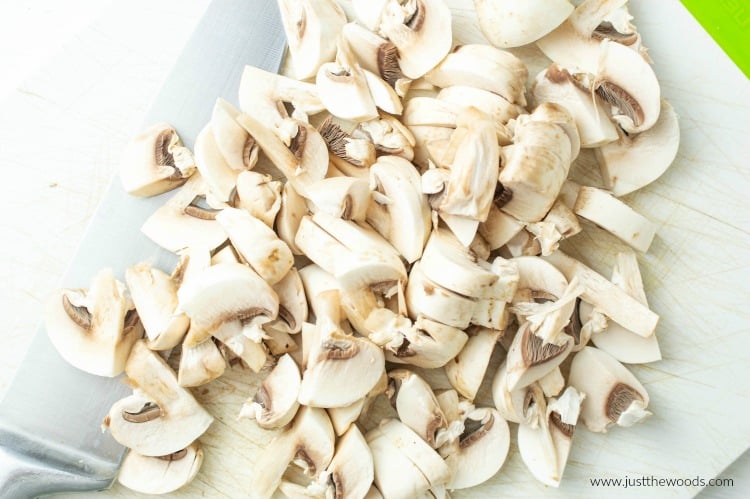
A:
[1, 0, 748, 498]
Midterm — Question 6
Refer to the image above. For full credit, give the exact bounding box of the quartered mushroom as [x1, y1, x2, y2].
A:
[268, 267, 308, 335]
[277, 182, 309, 255]
[388, 369, 447, 447]
[117, 441, 203, 495]
[104, 341, 214, 456]
[315, 425, 375, 499]
[503, 321, 574, 391]
[211, 98, 259, 171]
[444, 326, 501, 401]
[45, 268, 142, 377]
[569, 346, 651, 432]
[177, 337, 226, 387]
[305, 176, 372, 222]
[211, 319, 268, 372]
[492, 364, 546, 425]
[342, 22, 411, 96]
[194, 123, 241, 203]
[473, 0, 574, 48]
[119, 122, 195, 197]
[437, 85, 525, 128]
[240, 353, 301, 429]
[232, 170, 282, 228]
[277, 0, 347, 80]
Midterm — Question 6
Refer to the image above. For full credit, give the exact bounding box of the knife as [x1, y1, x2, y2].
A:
[0, 0, 285, 496]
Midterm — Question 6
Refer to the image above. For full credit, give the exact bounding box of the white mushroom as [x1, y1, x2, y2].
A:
[405, 261, 477, 329]
[104, 341, 214, 456]
[473, 0, 574, 48]
[316, 40, 379, 122]
[45, 268, 142, 377]
[478, 204, 525, 251]
[388, 369, 447, 447]
[492, 363, 546, 425]
[211, 98, 259, 171]
[305, 176, 372, 222]
[117, 442, 203, 495]
[568, 346, 651, 432]
[277, 181, 309, 255]
[232, 170, 282, 228]
[342, 22, 411, 96]
[504, 322, 574, 391]
[240, 353, 301, 429]
[177, 337, 226, 387]
[444, 326, 501, 401]
[119, 123, 195, 197]
[194, 123, 240, 203]
[316, 425, 375, 499]
[211, 319, 267, 372]
[437, 85, 525, 127]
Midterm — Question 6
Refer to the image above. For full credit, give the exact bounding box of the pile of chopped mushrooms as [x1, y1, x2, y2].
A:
[45, 0, 679, 496]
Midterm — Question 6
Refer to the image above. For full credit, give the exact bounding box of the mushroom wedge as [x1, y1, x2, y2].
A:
[596, 99, 680, 196]
[212, 319, 267, 372]
[367, 155, 431, 263]
[194, 123, 241, 203]
[492, 363, 546, 425]
[277, 0, 347, 80]
[378, 0, 453, 79]
[269, 267, 308, 335]
[443, 408, 511, 490]
[305, 176, 372, 222]
[117, 442, 203, 495]
[277, 181, 309, 255]
[125, 262, 189, 351]
[473, 0, 574, 49]
[104, 341, 214, 456]
[437, 86, 525, 127]
[45, 268, 142, 377]
[568, 346, 651, 432]
[119, 122, 195, 197]
[405, 261, 477, 329]
[211, 98, 259, 171]
[249, 406, 335, 499]
[240, 353, 301, 429]
[177, 337, 226, 387]
[388, 369, 447, 447]
[444, 326, 501, 401]
[177, 262, 279, 347]
[215, 207, 294, 285]
[342, 22, 410, 95]
[232, 170, 282, 228]
[504, 322, 574, 391]
[316, 425, 375, 499]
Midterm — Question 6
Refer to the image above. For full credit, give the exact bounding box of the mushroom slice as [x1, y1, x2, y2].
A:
[240, 353, 301, 429]
[269, 267, 308, 335]
[177, 262, 279, 346]
[424, 44, 528, 106]
[119, 123, 195, 197]
[317, 425, 374, 499]
[141, 174, 228, 253]
[117, 442, 203, 495]
[45, 268, 141, 377]
[250, 406, 336, 499]
[342, 22, 410, 95]
[327, 398, 367, 437]
[444, 327, 501, 401]
[594, 39, 660, 134]
[363, 69, 404, 115]
[587, 251, 661, 363]
[444, 408, 511, 490]
[215, 207, 294, 285]
[194, 124, 240, 203]
[596, 99, 680, 196]
[316, 42, 379, 123]
[298, 325, 386, 408]
[211, 98, 259, 171]
[473, 0, 574, 48]
[277, 0, 347, 80]
[492, 363, 546, 425]
[125, 262, 189, 351]
[211, 320, 267, 372]
[504, 322, 574, 391]
[177, 337, 226, 387]
[367, 426, 432, 499]
[518, 386, 584, 487]
[368, 155, 431, 263]
[532, 65, 619, 148]
[277, 181, 309, 255]
[437, 86, 524, 126]
[573, 186, 656, 252]
[478, 204, 525, 250]
[318, 116, 377, 170]
[378, 0, 453, 79]
[105, 341, 213, 456]
[389, 369, 447, 447]
[305, 176, 372, 222]
[405, 261, 476, 329]
[543, 250, 658, 338]
[568, 346, 651, 432]
[498, 109, 574, 222]
[232, 170, 282, 228]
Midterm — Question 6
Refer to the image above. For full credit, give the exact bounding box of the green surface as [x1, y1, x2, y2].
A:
[681, 0, 750, 79]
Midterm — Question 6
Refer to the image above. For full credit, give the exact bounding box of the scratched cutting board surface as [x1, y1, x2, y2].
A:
[1, 1, 748, 498]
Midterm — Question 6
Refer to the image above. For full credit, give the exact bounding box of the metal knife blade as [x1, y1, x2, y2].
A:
[0, 0, 285, 496]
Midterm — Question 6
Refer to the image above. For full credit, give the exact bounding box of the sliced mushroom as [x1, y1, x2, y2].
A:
[538, 367, 565, 398]
[378, 313, 469, 369]
[211, 98, 259, 171]
[277, 181, 309, 255]
[367, 155, 431, 263]
[316, 40, 379, 122]
[388, 369, 447, 447]
[125, 262, 189, 351]
[104, 341, 213, 456]
[342, 22, 410, 95]
[267, 267, 308, 335]
[316, 425, 375, 499]
[378, 0, 453, 79]
[249, 406, 336, 499]
[277, 0, 347, 80]
[492, 363, 546, 425]
[240, 353, 301, 429]
[363, 69, 404, 115]
[402, 97, 460, 129]
[408, 125, 456, 171]
[444, 326, 501, 401]
[405, 261, 477, 329]
[140, 173, 228, 253]
[478, 204, 525, 250]
[473, 0, 574, 48]
[437, 85, 524, 127]
[443, 407, 511, 490]
[568, 346, 651, 432]
[211, 319, 267, 372]
[424, 44, 528, 106]
[177, 262, 279, 346]
[117, 442, 203, 495]
[573, 186, 656, 252]
[232, 170, 282, 228]
[119, 123, 195, 197]
[45, 268, 142, 377]
[596, 99, 680, 196]
[504, 322, 574, 391]
[177, 337, 226, 387]
[215, 207, 294, 285]
[194, 123, 240, 203]
[305, 176, 372, 222]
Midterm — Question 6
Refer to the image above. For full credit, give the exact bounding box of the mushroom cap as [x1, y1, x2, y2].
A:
[105, 341, 214, 456]
[474, 0, 574, 48]
[117, 441, 204, 495]
[45, 268, 142, 377]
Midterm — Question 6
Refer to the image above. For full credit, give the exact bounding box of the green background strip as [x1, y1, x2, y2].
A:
[680, 0, 750, 79]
